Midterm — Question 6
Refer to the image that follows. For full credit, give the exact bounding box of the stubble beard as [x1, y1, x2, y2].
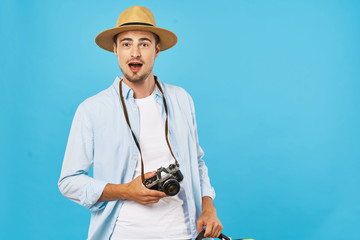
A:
[120, 64, 153, 84]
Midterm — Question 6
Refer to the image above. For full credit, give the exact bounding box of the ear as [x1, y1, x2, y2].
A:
[155, 43, 160, 58]
[113, 42, 118, 56]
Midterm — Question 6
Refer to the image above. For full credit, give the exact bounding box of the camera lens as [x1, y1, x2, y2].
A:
[163, 179, 180, 196]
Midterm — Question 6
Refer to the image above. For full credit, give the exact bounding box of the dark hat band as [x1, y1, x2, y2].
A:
[119, 22, 154, 27]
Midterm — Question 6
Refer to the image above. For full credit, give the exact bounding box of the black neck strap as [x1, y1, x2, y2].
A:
[119, 77, 179, 183]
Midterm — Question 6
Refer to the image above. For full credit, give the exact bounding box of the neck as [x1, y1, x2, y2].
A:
[123, 74, 156, 99]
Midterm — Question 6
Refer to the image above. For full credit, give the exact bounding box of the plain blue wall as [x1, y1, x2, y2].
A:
[1, 0, 359, 239]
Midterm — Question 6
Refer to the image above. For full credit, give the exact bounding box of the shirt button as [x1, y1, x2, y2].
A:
[133, 157, 137, 160]
[133, 108, 137, 112]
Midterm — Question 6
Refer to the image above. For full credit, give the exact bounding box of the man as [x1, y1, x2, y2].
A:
[58, 6, 222, 240]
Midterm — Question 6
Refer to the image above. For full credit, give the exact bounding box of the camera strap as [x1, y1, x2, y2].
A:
[119, 77, 179, 183]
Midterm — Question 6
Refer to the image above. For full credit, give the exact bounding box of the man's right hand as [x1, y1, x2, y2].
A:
[124, 171, 167, 205]
[98, 171, 167, 204]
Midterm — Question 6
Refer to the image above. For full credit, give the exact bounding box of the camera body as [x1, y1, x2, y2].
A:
[144, 164, 184, 196]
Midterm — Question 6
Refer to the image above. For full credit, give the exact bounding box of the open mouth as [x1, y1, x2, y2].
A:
[128, 62, 143, 73]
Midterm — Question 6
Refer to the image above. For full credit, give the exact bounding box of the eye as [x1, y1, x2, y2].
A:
[140, 43, 149, 47]
[122, 42, 131, 47]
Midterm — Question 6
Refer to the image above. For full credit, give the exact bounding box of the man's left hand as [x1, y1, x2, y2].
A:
[197, 197, 223, 238]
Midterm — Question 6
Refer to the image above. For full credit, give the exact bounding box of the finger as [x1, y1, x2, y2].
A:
[146, 189, 167, 197]
[144, 171, 157, 179]
[139, 197, 161, 205]
[196, 220, 204, 235]
[214, 225, 222, 238]
[143, 199, 160, 204]
[212, 223, 221, 238]
[143, 196, 164, 202]
[141, 198, 159, 203]
[204, 222, 214, 238]
[217, 223, 224, 237]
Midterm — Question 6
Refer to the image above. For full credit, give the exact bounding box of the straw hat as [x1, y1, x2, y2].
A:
[95, 6, 177, 52]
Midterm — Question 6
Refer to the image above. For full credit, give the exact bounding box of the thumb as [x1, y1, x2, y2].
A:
[144, 171, 157, 179]
[197, 219, 204, 235]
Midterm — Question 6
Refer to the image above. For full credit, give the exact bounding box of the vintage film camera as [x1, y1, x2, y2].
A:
[144, 164, 184, 196]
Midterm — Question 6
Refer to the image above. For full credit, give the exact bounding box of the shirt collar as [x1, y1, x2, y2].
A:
[113, 76, 164, 100]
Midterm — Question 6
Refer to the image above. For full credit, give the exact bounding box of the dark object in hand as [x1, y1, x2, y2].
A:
[144, 164, 184, 196]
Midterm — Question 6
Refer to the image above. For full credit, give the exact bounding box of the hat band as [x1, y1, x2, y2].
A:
[119, 22, 154, 27]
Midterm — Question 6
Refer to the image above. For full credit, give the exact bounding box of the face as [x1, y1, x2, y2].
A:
[113, 30, 160, 83]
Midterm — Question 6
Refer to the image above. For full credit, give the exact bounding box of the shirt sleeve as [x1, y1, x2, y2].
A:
[58, 102, 108, 212]
[187, 93, 216, 200]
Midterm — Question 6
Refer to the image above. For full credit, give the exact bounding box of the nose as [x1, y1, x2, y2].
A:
[130, 45, 141, 58]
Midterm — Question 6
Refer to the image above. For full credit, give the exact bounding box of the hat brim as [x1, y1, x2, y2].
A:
[95, 25, 177, 52]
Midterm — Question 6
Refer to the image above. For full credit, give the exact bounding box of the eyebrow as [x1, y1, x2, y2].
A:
[139, 38, 152, 43]
[119, 38, 133, 43]
[119, 37, 152, 43]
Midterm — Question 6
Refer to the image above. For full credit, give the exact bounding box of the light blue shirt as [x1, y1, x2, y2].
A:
[58, 76, 215, 240]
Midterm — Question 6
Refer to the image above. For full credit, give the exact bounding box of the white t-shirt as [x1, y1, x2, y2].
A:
[110, 92, 190, 240]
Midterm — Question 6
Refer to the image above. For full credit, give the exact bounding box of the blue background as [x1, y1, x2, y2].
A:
[1, 0, 359, 239]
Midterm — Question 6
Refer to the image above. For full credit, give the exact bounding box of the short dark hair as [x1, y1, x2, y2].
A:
[113, 32, 160, 47]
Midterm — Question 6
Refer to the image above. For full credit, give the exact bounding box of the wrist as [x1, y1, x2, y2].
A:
[202, 196, 216, 214]
[120, 182, 130, 199]
[202, 207, 216, 214]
